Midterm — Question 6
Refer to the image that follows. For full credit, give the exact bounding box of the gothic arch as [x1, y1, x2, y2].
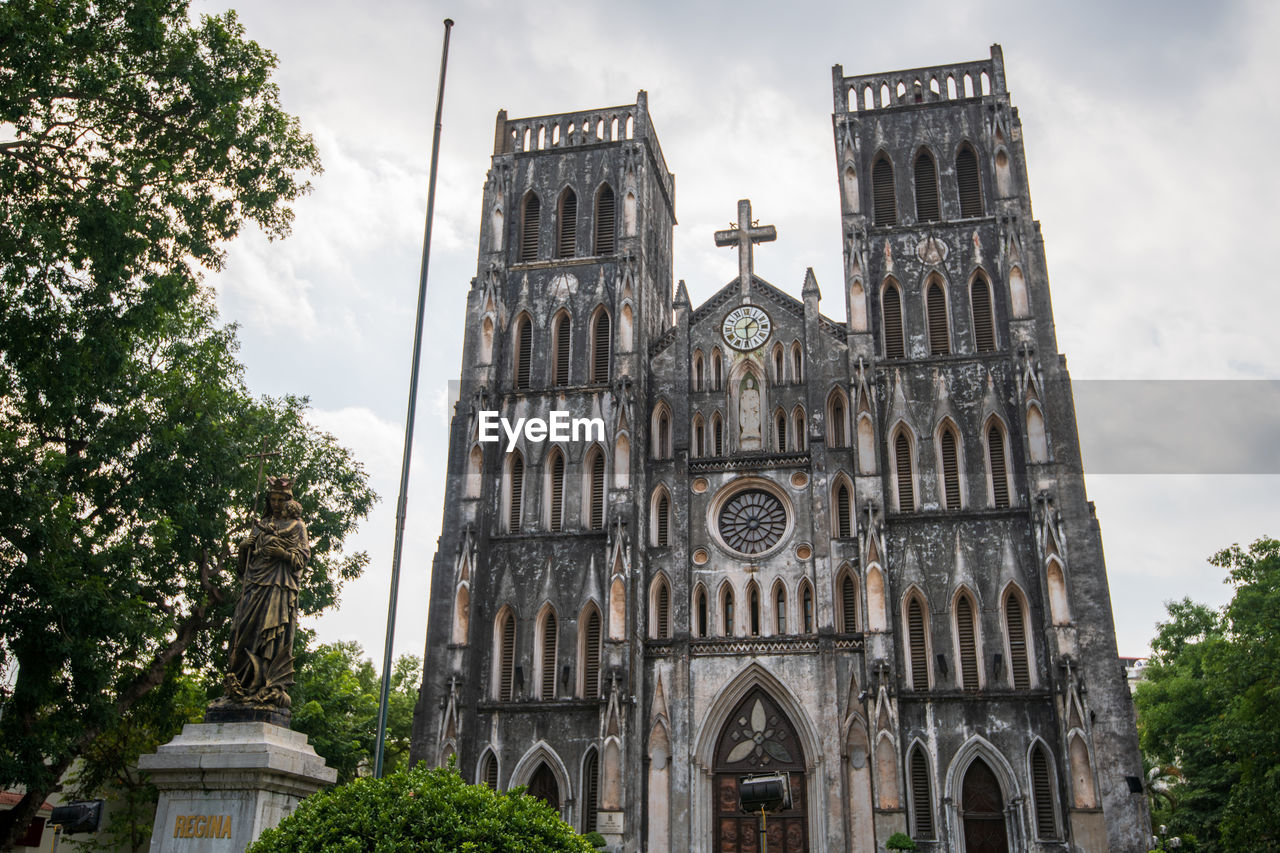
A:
[692, 349, 705, 391]
[581, 443, 607, 530]
[589, 305, 611, 383]
[982, 414, 1013, 508]
[831, 472, 855, 538]
[792, 404, 807, 451]
[534, 603, 559, 700]
[791, 340, 804, 383]
[613, 431, 630, 488]
[797, 578, 815, 634]
[1000, 581, 1035, 688]
[691, 413, 706, 458]
[503, 449, 525, 533]
[836, 563, 860, 633]
[1008, 265, 1029, 318]
[581, 746, 601, 833]
[594, 182, 616, 255]
[745, 578, 762, 636]
[465, 443, 483, 498]
[1046, 556, 1071, 625]
[771, 342, 786, 384]
[651, 401, 673, 459]
[718, 579, 737, 637]
[923, 273, 952, 356]
[578, 601, 602, 699]
[555, 187, 577, 259]
[880, 276, 906, 359]
[649, 483, 672, 547]
[951, 585, 985, 690]
[770, 577, 789, 635]
[452, 581, 470, 644]
[543, 445, 567, 532]
[871, 150, 897, 226]
[943, 735, 1020, 850]
[1026, 401, 1049, 463]
[906, 739, 936, 838]
[935, 416, 966, 509]
[902, 585, 933, 690]
[827, 386, 851, 447]
[550, 308, 572, 387]
[969, 270, 997, 353]
[510, 741, 572, 820]
[692, 582, 710, 638]
[512, 310, 534, 390]
[492, 604, 517, 700]
[1026, 737, 1061, 840]
[649, 571, 672, 639]
[889, 421, 918, 511]
[865, 564, 887, 632]
[608, 576, 626, 641]
[477, 746, 500, 789]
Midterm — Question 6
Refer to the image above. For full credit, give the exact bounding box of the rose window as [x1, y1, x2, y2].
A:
[717, 489, 787, 555]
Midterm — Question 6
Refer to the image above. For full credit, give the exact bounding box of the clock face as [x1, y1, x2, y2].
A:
[721, 306, 772, 351]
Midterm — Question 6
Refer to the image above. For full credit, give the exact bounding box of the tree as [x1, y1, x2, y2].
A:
[246, 764, 594, 853]
[1135, 538, 1280, 852]
[0, 2, 375, 849]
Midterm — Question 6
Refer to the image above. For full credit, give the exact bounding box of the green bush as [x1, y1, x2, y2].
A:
[248, 763, 593, 852]
[886, 831, 918, 850]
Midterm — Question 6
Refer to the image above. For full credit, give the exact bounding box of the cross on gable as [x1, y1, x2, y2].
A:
[714, 199, 776, 295]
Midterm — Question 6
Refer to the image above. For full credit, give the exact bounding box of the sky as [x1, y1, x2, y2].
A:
[190, 0, 1280, 662]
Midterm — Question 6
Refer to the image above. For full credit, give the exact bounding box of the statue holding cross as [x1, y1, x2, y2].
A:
[714, 199, 777, 294]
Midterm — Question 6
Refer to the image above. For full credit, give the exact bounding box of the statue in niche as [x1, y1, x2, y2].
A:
[739, 372, 762, 450]
[210, 476, 309, 716]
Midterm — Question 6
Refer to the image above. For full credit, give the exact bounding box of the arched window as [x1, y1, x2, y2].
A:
[909, 746, 934, 837]
[792, 406, 806, 452]
[712, 348, 723, 389]
[882, 280, 905, 359]
[800, 581, 814, 633]
[833, 479, 853, 538]
[551, 311, 571, 387]
[513, 313, 532, 390]
[591, 308, 611, 383]
[957, 145, 984, 218]
[537, 606, 558, 699]
[452, 583, 470, 644]
[914, 150, 940, 222]
[481, 750, 499, 788]
[774, 409, 788, 452]
[1028, 402, 1048, 463]
[652, 405, 671, 459]
[556, 189, 577, 258]
[1030, 743, 1058, 838]
[774, 582, 788, 634]
[520, 193, 540, 262]
[712, 412, 724, 456]
[652, 575, 671, 639]
[971, 274, 996, 353]
[721, 584, 736, 636]
[495, 608, 516, 700]
[791, 342, 803, 382]
[586, 446, 605, 530]
[955, 592, 980, 691]
[772, 344, 785, 384]
[694, 585, 708, 638]
[465, 444, 483, 498]
[652, 487, 670, 547]
[906, 593, 929, 690]
[872, 153, 896, 226]
[986, 420, 1011, 508]
[1005, 589, 1031, 689]
[748, 583, 761, 636]
[546, 447, 565, 532]
[582, 749, 600, 833]
[926, 279, 950, 355]
[594, 184, 616, 255]
[692, 415, 705, 458]
[693, 351, 704, 390]
[828, 389, 849, 447]
[838, 570, 859, 632]
[939, 423, 961, 509]
[894, 429, 916, 511]
[581, 604, 602, 699]
[506, 450, 524, 533]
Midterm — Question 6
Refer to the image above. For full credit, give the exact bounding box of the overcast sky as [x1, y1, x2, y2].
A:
[190, 0, 1280, 661]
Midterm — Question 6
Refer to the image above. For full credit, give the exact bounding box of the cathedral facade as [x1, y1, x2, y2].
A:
[412, 46, 1150, 852]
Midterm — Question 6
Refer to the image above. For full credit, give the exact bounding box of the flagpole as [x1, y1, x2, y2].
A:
[374, 16, 454, 779]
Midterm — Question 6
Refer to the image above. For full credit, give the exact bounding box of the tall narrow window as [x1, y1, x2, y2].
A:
[956, 594, 979, 691]
[722, 587, 735, 636]
[654, 490, 670, 546]
[594, 185, 615, 255]
[926, 281, 949, 355]
[840, 573, 859, 632]
[791, 343, 803, 382]
[1031, 745, 1057, 838]
[834, 482, 853, 538]
[540, 609, 558, 699]
[914, 150, 940, 221]
[713, 349, 723, 389]
[693, 417, 705, 457]
[802, 583, 813, 633]
[957, 145, 984, 218]
[696, 587, 708, 637]
[556, 189, 577, 258]
[775, 585, 787, 634]
[497, 610, 516, 700]
[587, 448, 605, 530]
[872, 154, 897, 226]
[775, 410, 788, 452]
[693, 352, 704, 390]
[582, 606, 602, 699]
[583, 750, 600, 833]
[772, 345, 785, 384]
[552, 312, 570, 387]
[1006, 592, 1030, 689]
[830, 393, 847, 447]
[548, 449, 565, 532]
[895, 431, 915, 511]
[481, 751, 499, 788]
[971, 275, 996, 353]
[713, 413, 724, 456]
[655, 578, 670, 638]
[793, 407, 806, 452]
[591, 309, 611, 383]
[940, 426, 961, 509]
[520, 193, 540, 261]
[910, 748, 934, 837]
[749, 585, 761, 636]
[514, 314, 532, 390]
[988, 423, 1010, 508]
[907, 596, 928, 690]
[507, 452, 524, 533]
[882, 281, 905, 359]
[656, 410, 671, 459]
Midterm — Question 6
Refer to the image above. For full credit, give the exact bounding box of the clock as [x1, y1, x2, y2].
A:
[721, 305, 771, 351]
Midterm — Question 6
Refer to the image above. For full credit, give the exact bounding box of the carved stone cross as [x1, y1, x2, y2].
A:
[714, 199, 776, 295]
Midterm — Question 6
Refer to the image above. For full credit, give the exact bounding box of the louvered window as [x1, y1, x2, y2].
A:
[835, 483, 853, 538]
[1031, 746, 1056, 837]
[988, 424, 1010, 508]
[956, 595, 979, 691]
[656, 580, 670, 638]
[840, 574, 858, 632]
[941, 428, 960, 509]
[883, 283, 905, 359]
[794, 409, 806, 451]
[914, 151, 940, 222]
[792, 345, 803, 382]
[556, 190, 577, 258]
[655, 493, 669, 546]
[773, 347, 784, 383]
[713, 416, 724, 456]
[1007, 594, 1030, 689]
[514, 315, 532, 390]
[895, 432, 915, 511]
[972, 276, 996, 352]
[831, 397, 846, 446]
[927, 282, 949, 355]
[693, 420, 705, 457]
[540, 611, 557, 699]
[872, 155, 897, 226]
[583, 750, 600, 832]
[749, 587, 761, 636]
[588, 450, 605, 530]
[713, 351, 723, 389]
[552, 315, 570, 386]
[520, 194, 540, 261]
[498, 612, 515, 701]
[583, 608, 601, 698]
[957, 146, 984, 218]
[723, 589, 735, 636]
[907, 597, 928, 690]
[802, 585, 813, 633]
[696, 590, 708, 637]
[482, 752, 498, 788]
[775, 412, 788, 452]
[508, 453, 524, 532]
[548, 451, 564, 531]
[776, 588, 787, 633]
[595, 185, 615, 255]
[591, 311, 610, 383]
[910, 748, 934, 837]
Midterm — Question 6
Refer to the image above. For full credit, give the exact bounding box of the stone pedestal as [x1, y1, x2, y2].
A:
[139, 722, 336, 853]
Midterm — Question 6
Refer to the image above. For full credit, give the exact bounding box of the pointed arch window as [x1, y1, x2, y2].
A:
[914, 150, 940, 222]
[547, 448, 565, 532]
[774, 409, 788, 452]
[712, 412, 724, 456]
[692, 416, 706, 458]
[538, 607, 558, 699]
[909, 746, 935, 837]
[882, 280, 905, 359]
[957, 145, 984, 218]
[1028, 402, 1049, 463]
[693, 351, 705, 390]
[520, 193, 540, 261]
[955, 592, 980, 691]
[971, 274, 996, 352]
[926, 280, 950, 355]
[591, 308, 611, 383]
[653, 576, 671, 638]
[581, 605, 602, 699]
[586, 447, 605, 530]
[513, 313, 532, 390]
[721, 585, 736, 636]
[872, 153, 897, 226]
[772, 344, 785, 384]
[481, 750, 499, 788]
[774, 583, 788, 634]
[1030, 743, 1058, 838]
[506, 451, 525, 533]
[594, 184, 616, 255]
[748, 583, 761, 636]
[987, 420, 1011, 508]
[792, 406, 806, 451]
[791, 342, 803, 382]
[839, 571, 859, 632]
[582, 749, 600, 832]
[695, 586, 708, 638]
[496, 608, 516, 701]
[829, 390, 848, 447]
[556, 189, 577, 258]
[1005, 590, 1031, 689]
[801, 581, 814, 633]
[906, 594, 929, 690]
[551, 311, 571, 387]
[653, 405, 671, 459]
[833, 480, 853, 538]
[894, 430, 916, 511]
[652, 488, 670, 547]
[939, 424, 961, 509]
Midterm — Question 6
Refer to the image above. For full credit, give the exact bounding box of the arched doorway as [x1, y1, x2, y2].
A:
[713, 687, 807, 852]
[961, 757, 1008, 853]
[528, 761, 560, 812]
